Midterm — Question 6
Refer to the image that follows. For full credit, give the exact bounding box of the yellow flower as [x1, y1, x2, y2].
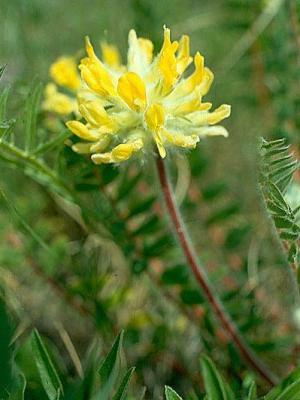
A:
[42, 57, 80, 116]
[42, 83, 77, 115]
[50, 57, 81, 90]
[66, 27, 231, 163]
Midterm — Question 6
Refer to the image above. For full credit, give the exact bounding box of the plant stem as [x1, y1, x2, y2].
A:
[155, 155, 278, 387]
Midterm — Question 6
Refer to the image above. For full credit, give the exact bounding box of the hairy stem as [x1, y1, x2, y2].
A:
[155, 155, 278, 386]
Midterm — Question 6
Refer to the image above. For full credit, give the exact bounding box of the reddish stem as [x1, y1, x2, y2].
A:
[155, 155, 278, 387]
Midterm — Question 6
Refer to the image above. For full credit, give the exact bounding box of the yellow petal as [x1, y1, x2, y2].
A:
[91, 139, 143, 164]
[158, 27, 179, 93]
[187, 104, 231, 125]
[117, 72, 146, 110]
[66, 120, 99, 141]
[72, 142, 93, 154]
[193, 125, 229, 137]
[42, 83, 76, 115]
[138, 38, 154, 65]
[101, 42, 121, 68]
[79, 101, 116, 132]
[144, 103, 165, 132]
[176, 35, 192, 75]
[168, 52, 206, 99]
[50, 57, 80, 90]
[162, 129, 199, 148]
[127, 30, 154, 74]
[79, 37, 116, 96]
[198, 67, 214, 97]
[90, 135, 111, 152]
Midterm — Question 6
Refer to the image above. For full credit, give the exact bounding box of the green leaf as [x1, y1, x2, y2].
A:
[31, 329, 63, 400]
[165, 386, 183, 400]
[225, 225, 250, 249]
[100, 165, 119, 184]
[0, 85, 10, 122]
[0, 186, 52, 255]
[268, 182, 287, 209]
[24, 82, 43, 152]
[132, 215, 160, 236]
[93, 331, 127, 400]
[0, 65, 5, 79]
[98, 331, 124, 384]
[8, 372, 26, 400]
[265, 365, 300, 400]
[200, 356, 231, 400]
[75, 182, 100, 192]
[180, 289, 203, 305]
[117, 171, 141, 201]
[128, 196, 156, 218]
[202, 182, 227, 201]
[246, 381, 256, 400]
[0, 300, 13, 398]
[161, 264, 189, 285]
[143, 234, 173, 257]
[280, 230, 300, 241]
[112, 367, 135, 400]
[273, 215, 295, 230]
[34, 129, 71, 156]
[206, 203, 240, 225]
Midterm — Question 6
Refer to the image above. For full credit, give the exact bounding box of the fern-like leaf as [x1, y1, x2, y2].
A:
[260, 137, 300, 274]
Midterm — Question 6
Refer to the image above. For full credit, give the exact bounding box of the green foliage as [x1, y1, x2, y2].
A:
[31, 329, 64, 400]
[1, 313, 300, 400]
[1, 0, 300, 399]
[165, 386, 183, 400]
[260, 138, 300, 271]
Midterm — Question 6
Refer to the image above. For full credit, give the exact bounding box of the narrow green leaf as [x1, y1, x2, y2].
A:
[200, 356, 229, 400]
[202, 182, 227, 201]
[161, 264, 189, 285]
[0, 186, 52, 254]
[0, 65, 6, 79]
[267, 199, 289, 215]
[0, 300, 13, 398]
[261, 138, 285, 149]
[0, 85, 10, 121]
[273, 215, 295, 230]
[117, 172, 141, 201]
[98, 331, 124, 384]
[132, 215, 160, 236]
[8, 372, 26, 400]
[112, 367, 135, 400]
[25, 82, 43, 152]
[269, 378, 300, 400]
[265, 365, 300, 400]
[31, 329, 63, 400]
[206, 203, 240, 225]
[128, 196, 156, 218]
[268, 182, 287, 208]
[246, 381, 256, 400]
[143, 234, 173, 257]
[165, 386, 183, 400]
[269, 154, 293, 166]
[34, 129, 71, 156]
[280, 230, 300, 241]
[275, 167, 298, 190]
[265, 145, 290, 157]
[180, 289, 203, 305]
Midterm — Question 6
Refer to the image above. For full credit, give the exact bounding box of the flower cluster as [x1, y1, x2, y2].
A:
[42, 57, 80, 115]
[47, 28, 231, 163]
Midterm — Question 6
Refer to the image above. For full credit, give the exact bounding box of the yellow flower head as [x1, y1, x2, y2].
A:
[42, 57, 80, 116]
[66, 27, 231, 163]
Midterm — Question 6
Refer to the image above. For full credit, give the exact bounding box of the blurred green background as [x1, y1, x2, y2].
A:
[0, 0, 300, 398]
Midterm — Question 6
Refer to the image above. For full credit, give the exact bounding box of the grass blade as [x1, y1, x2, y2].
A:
[31, 329, 63, 400]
